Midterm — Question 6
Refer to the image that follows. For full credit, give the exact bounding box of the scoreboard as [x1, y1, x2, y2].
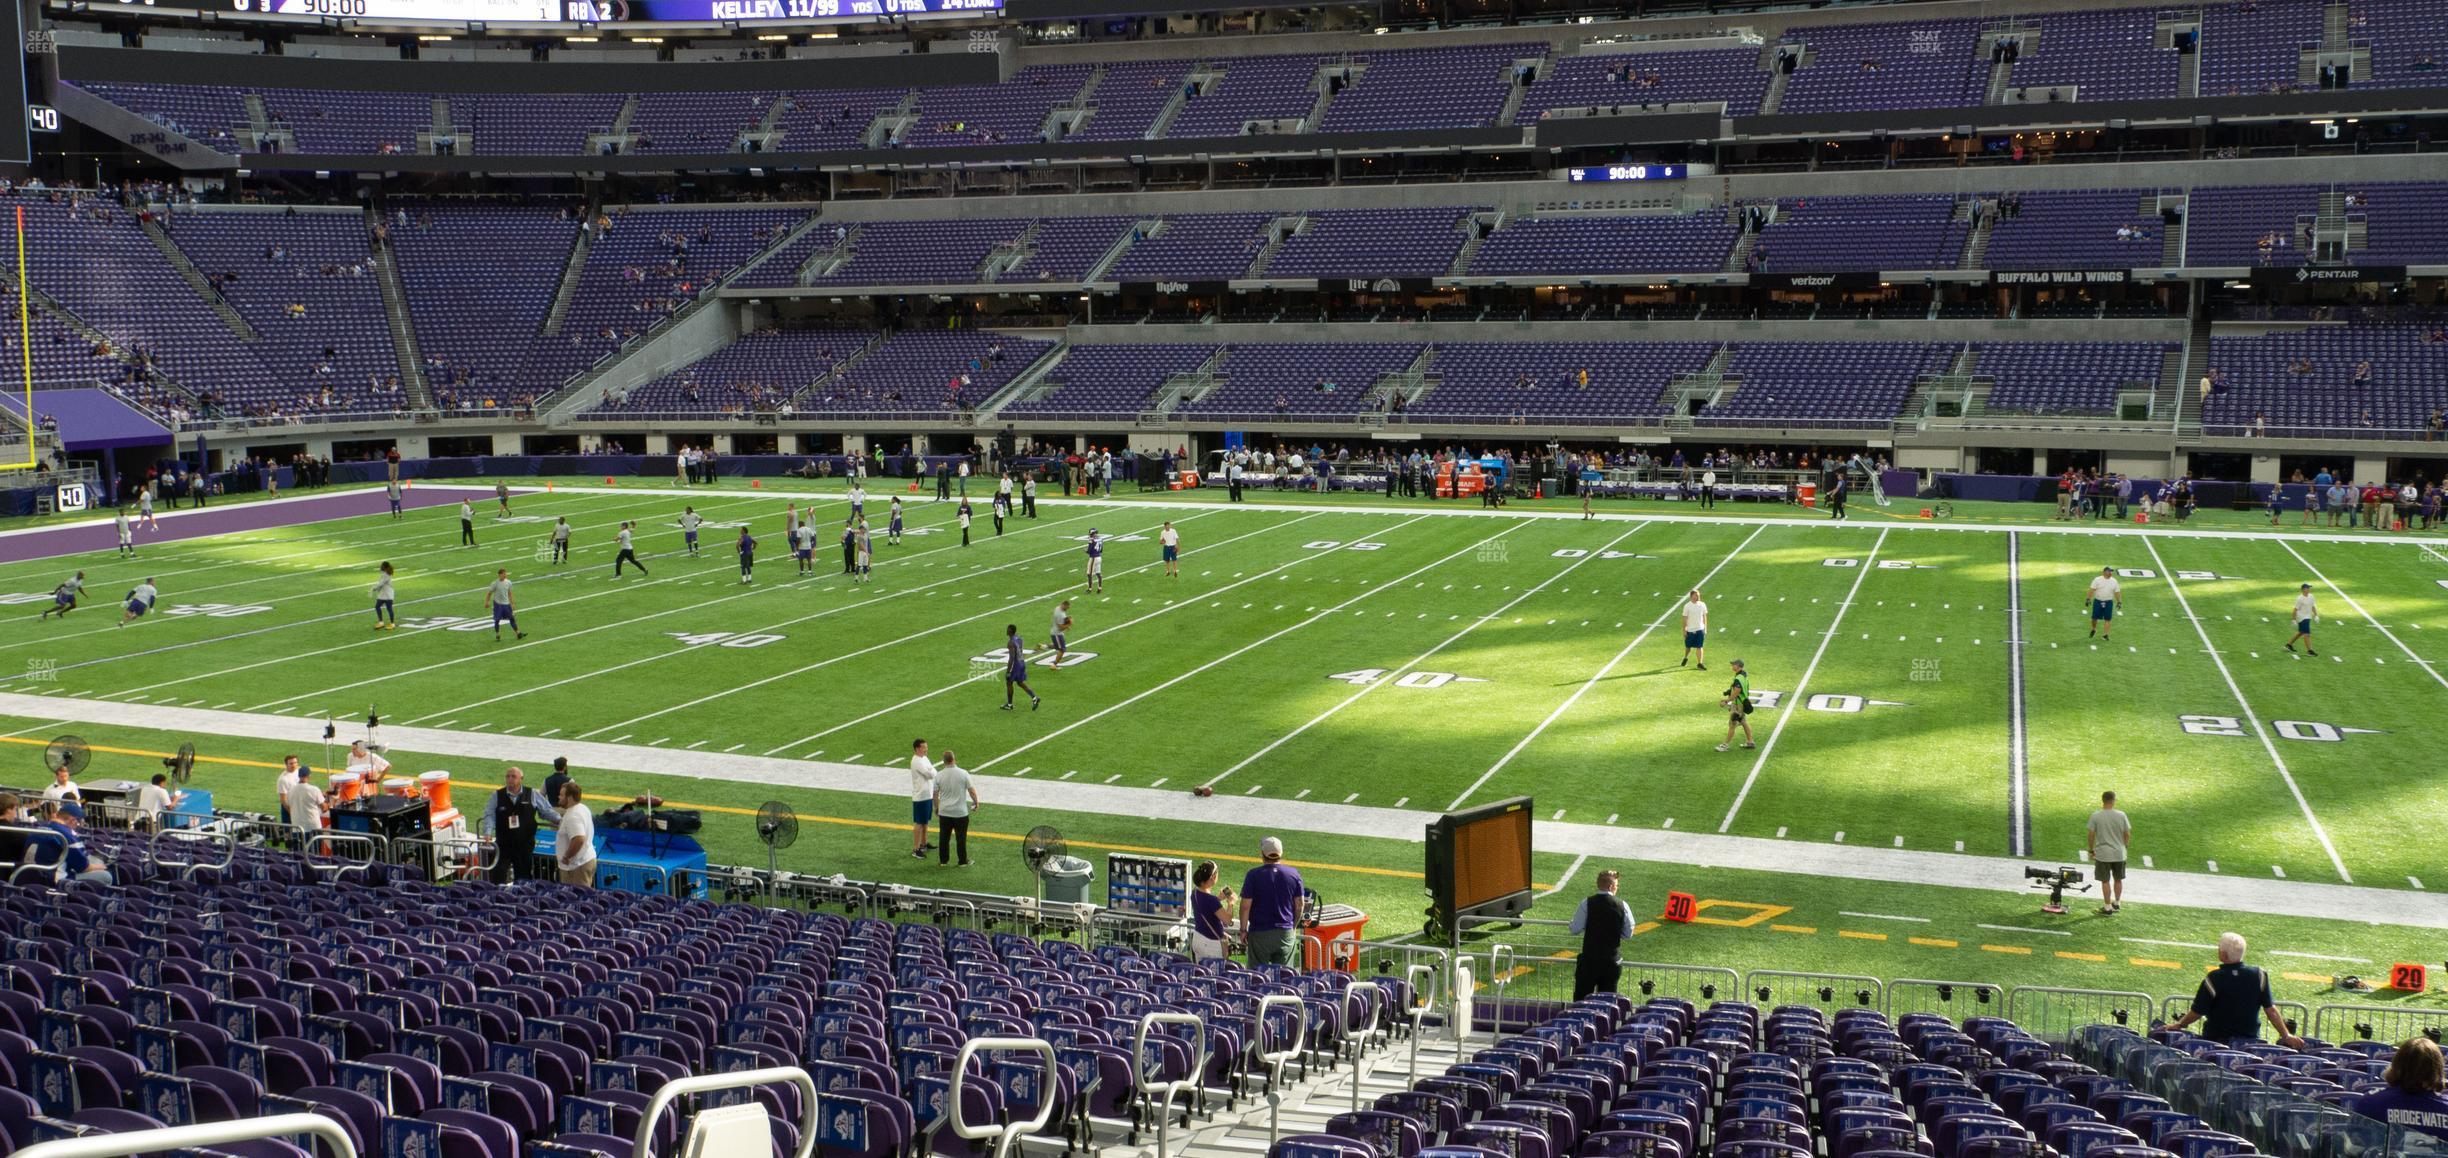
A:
[221, 0, 1000, 20]
[3, 0, 28, 166]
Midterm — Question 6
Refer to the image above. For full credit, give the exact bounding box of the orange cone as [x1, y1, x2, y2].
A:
[605, 476, 616, 486]
[751, 479, 761, 489]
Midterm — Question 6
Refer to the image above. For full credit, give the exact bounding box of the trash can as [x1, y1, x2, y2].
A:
[1041, 855, 1095, 904]
[1302, 903, 1371, 972]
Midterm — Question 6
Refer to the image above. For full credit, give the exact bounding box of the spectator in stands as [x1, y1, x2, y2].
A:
[40, 802, 111, 885]
[1567, 869, 1636, 1000]
[2165, 933, 2305, 1048]
[2354, 1039, 2448, 1142]
[1188, 861, 1233, 961]
[1239, 837, 1305, 968]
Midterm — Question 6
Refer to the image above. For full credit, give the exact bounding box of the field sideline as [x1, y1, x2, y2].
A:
[4, 478, 2447, 1004]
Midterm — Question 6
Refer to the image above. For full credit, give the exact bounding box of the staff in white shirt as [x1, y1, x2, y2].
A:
[909, 738, 938, 859]
[136, 773, 184, 831]
[555, 781, 596, 886]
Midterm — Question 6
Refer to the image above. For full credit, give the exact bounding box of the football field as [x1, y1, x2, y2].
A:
[5, 479, 2447, 1005]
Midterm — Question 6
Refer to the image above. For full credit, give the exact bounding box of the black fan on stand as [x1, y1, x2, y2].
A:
[755, 801, 799, 877]
[162, 742, 196, 784]
[1021, 825, 1067, 896]
[42, 735, 89, 780]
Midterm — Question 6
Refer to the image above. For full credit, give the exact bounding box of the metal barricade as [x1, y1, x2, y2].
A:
[700, 865, 773, 903]
[1613, 961, 1744, 1008]
[777, 874, 873, 917]
[2155, 995, 2314, 1038]
[2312, 1003, 2448, 1047]
[1092, 910, 1188, 955]
[1888, 978, 2008, 1019]
[1746, 969, 1885, 1016]
[632, 1064, 818, 1158]
[150, 828, 236, 881]
[302, 830, 384, 881]
[81, 799, 148, 832]
[945, 1037, 1057, 1158]
[391, 834, 494, 882]
[11, 1113, 358, 1158]
[2003, 986, 2157, 1043]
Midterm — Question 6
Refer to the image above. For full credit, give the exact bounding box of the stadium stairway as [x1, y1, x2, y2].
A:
[368, 216, 438, 409]
[143, 215, 259, 343]
[1172, 1029, 1471, 1158]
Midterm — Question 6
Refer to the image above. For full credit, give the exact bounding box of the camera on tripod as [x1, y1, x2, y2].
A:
[2025, 865, 2090, 914]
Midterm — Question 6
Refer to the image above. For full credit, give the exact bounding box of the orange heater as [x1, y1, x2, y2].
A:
[384, 777, 419, 799]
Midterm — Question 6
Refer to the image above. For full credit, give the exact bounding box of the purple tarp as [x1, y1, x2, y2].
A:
[7, 389, 174, 453]
[0, 485, 489, 565]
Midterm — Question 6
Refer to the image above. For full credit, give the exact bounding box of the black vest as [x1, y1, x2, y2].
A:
[1579, 891, 1626, 960]
[494, 787, 539, 845]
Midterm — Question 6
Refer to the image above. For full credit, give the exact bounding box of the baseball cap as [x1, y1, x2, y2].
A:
[1259, 837, 1284, 859]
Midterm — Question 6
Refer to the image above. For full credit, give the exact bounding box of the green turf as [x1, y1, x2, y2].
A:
[5, 476, 2446, 1012]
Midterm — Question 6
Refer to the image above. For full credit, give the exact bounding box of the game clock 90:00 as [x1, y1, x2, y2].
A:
[229, 0, 562, 18]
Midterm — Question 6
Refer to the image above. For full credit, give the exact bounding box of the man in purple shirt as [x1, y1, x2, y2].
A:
[1238, 836, 1305, 967]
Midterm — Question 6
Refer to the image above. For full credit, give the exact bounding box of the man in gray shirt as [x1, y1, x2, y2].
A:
[933, 752, 978, 867]
[2087, 790, 2132, 914]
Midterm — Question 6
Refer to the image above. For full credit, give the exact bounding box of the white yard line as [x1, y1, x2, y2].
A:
[570, 509, 1229, 740]
[1719, 528, 1890, 833]
[0, 491, 632, 646]
[248, 507, 1107, 717]
[1448, 524, 1770, 812]
[2277, 539, 2448, 693]
[760, 512, 1326, 755]
[1537, 854, 1591, 897]
[2006, 531, 2030, 857]
[970, 513, 1481, 772]
[2142, 537, 2352, 883]
[414, 506, 1120, 725]
[43, 493, 782, 679]
[1207, 522, 1649, 790]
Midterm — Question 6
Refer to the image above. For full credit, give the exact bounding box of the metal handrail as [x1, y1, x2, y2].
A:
[632, 1064, 818, 1158]
[150, 828, 236, 880]
[302, 830, 385, 880]
[1254, 993, 1308, 1148]
[1133, 1011, 1208, 1156]
[9, 1113, 357, 1158]
[0, 823, 67, 885]
[1487, 943, 1521, 1033]
[947, 1036, 1059, 1158]
[1402, 962, 1439, 1085]
[1451, 956, 1476, 1047]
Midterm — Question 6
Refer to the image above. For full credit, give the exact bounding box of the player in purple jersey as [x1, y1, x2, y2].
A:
[1002, 625, 1041, 711]
[1082, 529, 1105, 593]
